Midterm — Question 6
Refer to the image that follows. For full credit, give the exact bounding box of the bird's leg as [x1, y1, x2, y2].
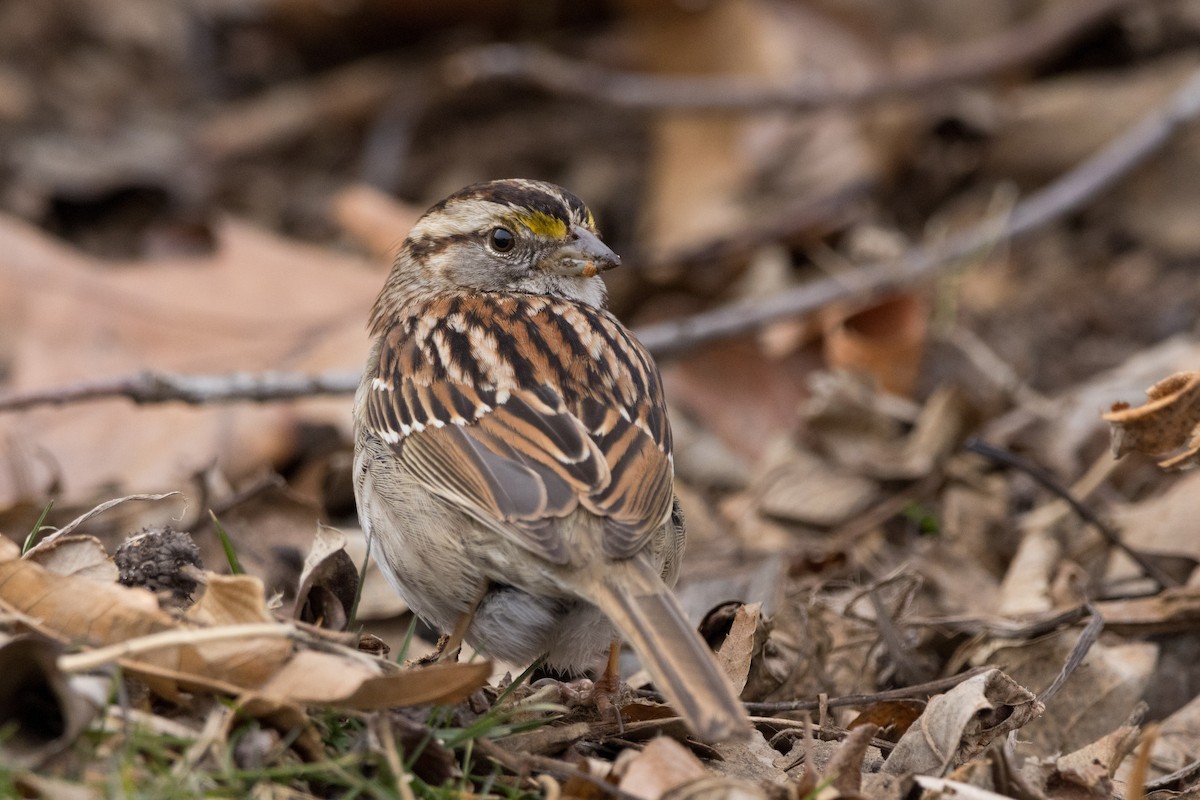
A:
[437, 581, 489, 663]
[587, 640, 625, 731]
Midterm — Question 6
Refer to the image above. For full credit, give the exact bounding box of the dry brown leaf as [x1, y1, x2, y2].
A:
[186, 574, 277, 627]
[996, 528, 1062, 616]
[256, 650, 491, 710]
[0, 543, 297, 693]
[754, 446, 878, 527]
[826, 723, 880, 795]
[848, 700, 925, 741]
[622, 0, 879, 278]
[1055, 723, 1140, 794]
[1097, 586, 1200, 635]
[615, 736, 707, 800]
[0, 634, 102, 769]
[882, 669, 1042, 777]
[179, 574, 293, 687]
[1143, 690, 1200, 785]
[823, 293, 929, 398]
[0, 214, 380, 507]
[22, 535, 117, 583]
[976, 631, 1155, 755]
[715, 602, 760, 696]
[0, 542, 176, 643]
[660, 337, 817, 463]
[292, 524, 358, 630]
[1103, 371, 1200, 470]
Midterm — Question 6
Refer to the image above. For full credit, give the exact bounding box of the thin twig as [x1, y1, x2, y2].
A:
[447, 0, 1135, 112]
[1037, 603, 1103, 705]
[905, 604, 1091, 639]
[0, 370, 360, 411]
[4, 63, 1200, 412]
[1144, 756, 1200, 793]
[966, 438, 1179, 589]
[743, 665, 992, 715]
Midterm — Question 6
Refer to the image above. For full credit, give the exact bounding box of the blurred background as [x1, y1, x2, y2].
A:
[5, 0, 1200, 767]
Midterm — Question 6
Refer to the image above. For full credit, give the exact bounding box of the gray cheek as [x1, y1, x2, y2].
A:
[450, 247, 534, 291]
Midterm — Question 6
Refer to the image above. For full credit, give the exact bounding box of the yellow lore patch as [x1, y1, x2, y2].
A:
[517, 211, 569, 239]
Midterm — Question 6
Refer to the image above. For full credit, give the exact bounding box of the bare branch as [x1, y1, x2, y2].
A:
[447, 0, 1136, 112]
[0, 370, 360, 411]
[635, 65, 1200, 357]
[3, 63, 1200, 413]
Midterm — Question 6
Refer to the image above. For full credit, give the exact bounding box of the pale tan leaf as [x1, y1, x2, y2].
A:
[616, 736, 707, 800]
[716, 602, 760, 696]
[23, 535, 117, 583]
[975, 631, 1155, 755]
[257, 650, 491, 710]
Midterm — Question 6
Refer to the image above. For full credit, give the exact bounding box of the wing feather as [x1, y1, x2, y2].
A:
[363, 296, 675, 565]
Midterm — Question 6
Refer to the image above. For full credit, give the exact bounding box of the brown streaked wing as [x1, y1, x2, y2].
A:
[365, 301, 675, 564]
[399, 422, 573, 564]
[584, 413, 674, 559]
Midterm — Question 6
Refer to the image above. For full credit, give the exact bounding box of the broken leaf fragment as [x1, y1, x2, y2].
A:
[1103, 371, 1200, 469]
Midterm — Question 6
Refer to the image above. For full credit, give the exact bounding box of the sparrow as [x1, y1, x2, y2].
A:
[353, 178, 749, 742]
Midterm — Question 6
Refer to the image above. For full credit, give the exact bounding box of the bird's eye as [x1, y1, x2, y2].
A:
[488, 227, 515, 253]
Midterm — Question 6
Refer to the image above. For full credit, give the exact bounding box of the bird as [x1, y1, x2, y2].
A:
[353, 178, 749, 742]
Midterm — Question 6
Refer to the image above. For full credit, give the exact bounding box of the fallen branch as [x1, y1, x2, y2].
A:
[743, 664, 993, 715]
[0, 370, 361, 411]
[448, 0, 1135, 112]
[3, 64, 1200, 412]
[635, 64, 1200, 356]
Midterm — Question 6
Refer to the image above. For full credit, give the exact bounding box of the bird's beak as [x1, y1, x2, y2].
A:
[544, 227, 620, 278]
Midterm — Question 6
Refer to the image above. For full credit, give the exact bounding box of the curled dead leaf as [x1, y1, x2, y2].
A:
[23, 535, 118, 583]
[0, 634, 104, 769]
[292, 524, 358, 630]
[882, 669, 1043, 777]
[1103, 371, 1200, 469]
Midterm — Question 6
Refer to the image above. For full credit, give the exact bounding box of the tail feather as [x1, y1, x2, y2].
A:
[582, 558, 750, 742]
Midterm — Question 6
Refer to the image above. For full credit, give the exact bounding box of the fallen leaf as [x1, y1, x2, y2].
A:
[23, 535, 117, 583]
[1103, 371, 1200, 469]
[257, 650, 491, 710]
[848, 700, 925, 741]
[975, 631, 1155, 754]
[292, 524, 358, 630]
[616, 736, 707, 800]
[823, 293, 929, 398]
[0, 215, 380, 507]
[1055, 723, 1140, 793]
[0, 634, 102, 769]
[715, 602, 761, 696]
[882, 669, 1042, 776]
[181, 574, 294, 688]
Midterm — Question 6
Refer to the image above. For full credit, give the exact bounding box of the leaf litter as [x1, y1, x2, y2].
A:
[6, 0, 1200, 797]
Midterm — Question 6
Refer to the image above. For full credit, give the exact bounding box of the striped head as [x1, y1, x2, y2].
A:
[373, 180, 619, 331]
